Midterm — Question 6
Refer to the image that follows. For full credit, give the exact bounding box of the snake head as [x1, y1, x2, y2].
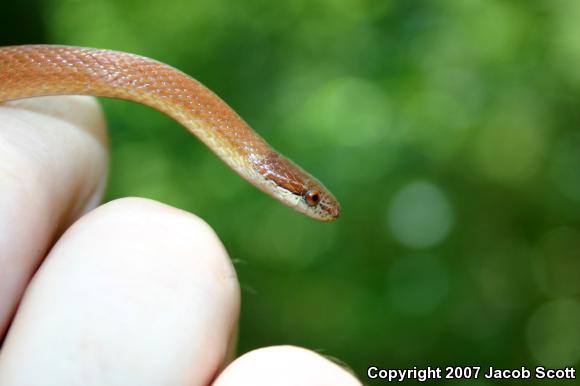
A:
[251, 151, 341, 222]
[300, 186, 341, 221]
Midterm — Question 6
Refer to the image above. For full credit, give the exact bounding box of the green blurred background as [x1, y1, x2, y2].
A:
[2, 0, 580, 384]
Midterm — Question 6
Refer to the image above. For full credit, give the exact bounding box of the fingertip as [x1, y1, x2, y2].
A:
[213, 345, 362, 386]
[81, 197, 239, 289]
[0, 95, 109, 337]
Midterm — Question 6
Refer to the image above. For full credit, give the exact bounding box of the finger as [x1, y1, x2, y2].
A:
[0, 96, 108, 337]
[0, 198, 240, 386]
[212, 346, 362, 386]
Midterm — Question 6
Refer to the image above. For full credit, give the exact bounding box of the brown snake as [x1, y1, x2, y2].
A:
[0, 45, 340, 221]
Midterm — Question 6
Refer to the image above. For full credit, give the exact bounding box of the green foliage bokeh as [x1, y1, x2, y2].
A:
[3, 0, 580, 384]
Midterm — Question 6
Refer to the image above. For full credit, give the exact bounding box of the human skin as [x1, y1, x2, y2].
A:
[0, 96, 361, 385]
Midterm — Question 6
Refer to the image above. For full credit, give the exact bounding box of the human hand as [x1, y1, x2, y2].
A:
[0, 96, 361, 385]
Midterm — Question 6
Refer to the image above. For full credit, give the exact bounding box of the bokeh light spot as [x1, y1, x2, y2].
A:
[387, 181, 454, 248]
[549, 0, 580, 85]
[298, 77, 390, 147]
[526, 299, 580, 367]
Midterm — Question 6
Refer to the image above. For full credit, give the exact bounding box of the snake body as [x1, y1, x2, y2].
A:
[0, 45, 339, 221]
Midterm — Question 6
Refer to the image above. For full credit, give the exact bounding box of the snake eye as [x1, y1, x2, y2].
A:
[305, 190, 321, 207]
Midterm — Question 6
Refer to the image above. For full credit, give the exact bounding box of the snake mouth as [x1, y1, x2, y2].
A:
[318, 200, 341, 221]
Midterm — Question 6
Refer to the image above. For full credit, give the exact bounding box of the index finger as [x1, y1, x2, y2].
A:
[0, 96, 108, 336]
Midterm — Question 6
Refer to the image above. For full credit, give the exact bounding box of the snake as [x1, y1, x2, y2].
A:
[0, 45, 340, 221]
